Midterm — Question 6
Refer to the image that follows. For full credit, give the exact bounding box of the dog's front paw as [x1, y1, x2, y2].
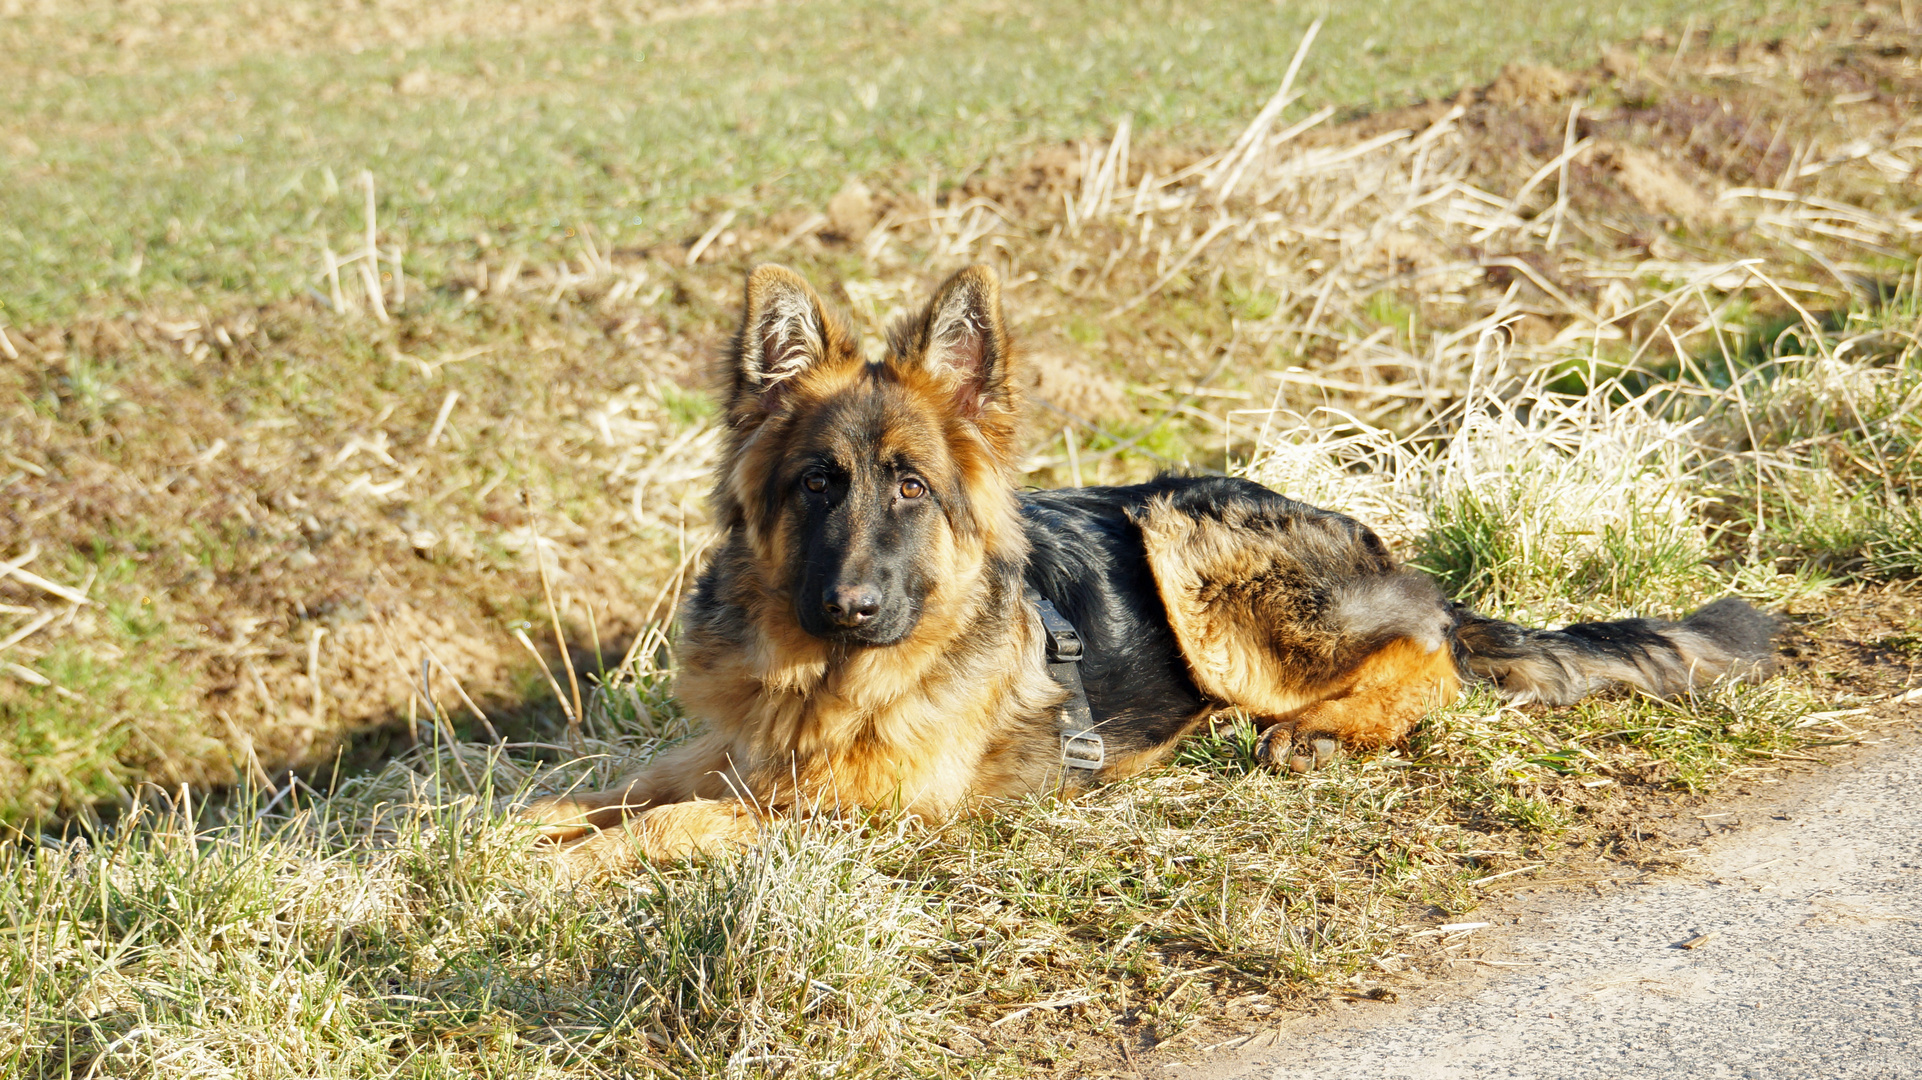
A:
[516, 795, 603, 843]
[534, 803, 758, 878]
[1255, 727, 1340, 774]
[631, 800, 760, 861]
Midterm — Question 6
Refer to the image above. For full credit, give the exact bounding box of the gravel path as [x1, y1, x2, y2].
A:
[1172, 737, 1922, 1080]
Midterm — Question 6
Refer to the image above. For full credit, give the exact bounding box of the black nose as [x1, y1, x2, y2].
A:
[823, 585, 882, 627]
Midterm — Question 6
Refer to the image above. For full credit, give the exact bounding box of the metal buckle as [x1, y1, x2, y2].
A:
[1060, 728, 1105, 771]
[1035, 600, 1083, 662]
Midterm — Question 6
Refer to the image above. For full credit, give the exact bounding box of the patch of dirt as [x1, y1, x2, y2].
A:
[1594, 141, 1723, 225]
[1482, 63, 1582, 108]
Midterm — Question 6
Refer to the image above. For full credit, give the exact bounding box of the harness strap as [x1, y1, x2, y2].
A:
[1027, 588, 1104, 775]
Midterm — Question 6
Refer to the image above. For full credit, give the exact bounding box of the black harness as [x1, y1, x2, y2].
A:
[1027, 588, 1104, 778]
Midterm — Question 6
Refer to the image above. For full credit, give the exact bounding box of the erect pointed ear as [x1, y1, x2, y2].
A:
[728, 264, 845, 417]
[907, 264, 1015, 422]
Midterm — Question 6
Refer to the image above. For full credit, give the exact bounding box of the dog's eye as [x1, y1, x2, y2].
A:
[899, 477, 926, 500]
[803, 472, 829, 494]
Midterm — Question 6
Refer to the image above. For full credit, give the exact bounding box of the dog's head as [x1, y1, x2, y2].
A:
[714, 264, 1025, 647]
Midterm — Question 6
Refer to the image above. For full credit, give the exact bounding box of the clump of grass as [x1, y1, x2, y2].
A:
[0, 551, 211, 824]
[1411, 375, 1717, 617]
[620, 821, 946, 1078]
[0, 644, 174, 819]
[1723, 289, 1922, 580]
[1248, 346, 1728, 624]
[1, 745, 956, 1080]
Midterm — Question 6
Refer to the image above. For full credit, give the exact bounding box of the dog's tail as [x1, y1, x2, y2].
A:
[1449, 596, 1780, 706]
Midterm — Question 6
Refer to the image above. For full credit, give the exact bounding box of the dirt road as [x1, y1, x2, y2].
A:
[1171, 731, 1922, 1080]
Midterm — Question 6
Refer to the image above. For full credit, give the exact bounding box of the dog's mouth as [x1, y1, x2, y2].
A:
[824, 625, 911, 647]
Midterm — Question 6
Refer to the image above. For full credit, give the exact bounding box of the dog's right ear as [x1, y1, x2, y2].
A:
[728, 265, 843, 418]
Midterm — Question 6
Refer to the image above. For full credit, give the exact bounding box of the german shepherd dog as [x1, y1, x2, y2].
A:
[523, 264, 1778, 872]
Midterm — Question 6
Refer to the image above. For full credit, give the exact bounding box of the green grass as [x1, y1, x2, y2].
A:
[1, 0, 1823, 322]
[0, 554, 209, 823]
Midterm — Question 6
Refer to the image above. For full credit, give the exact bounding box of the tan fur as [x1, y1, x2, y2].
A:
[1131, 492, 1461, 761]
[1132, 494, 1446, 711]
[521, 735, 742, 841]
[1262, 637, 1462, 749]
[1135, 495, 1314, 714]
[548, 797, 764, 870]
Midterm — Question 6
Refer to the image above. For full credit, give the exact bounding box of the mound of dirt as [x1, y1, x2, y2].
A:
[1481, 63, 1582, 107]
[1594, 142, 1721, 225]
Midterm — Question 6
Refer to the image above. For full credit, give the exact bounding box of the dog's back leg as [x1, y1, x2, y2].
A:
[1130, 484, 1460, 770]
[519, 732, 738, 841]
[1252, 636, 1463, 773]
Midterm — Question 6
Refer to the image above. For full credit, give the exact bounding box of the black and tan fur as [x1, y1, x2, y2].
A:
[522, 264, 1779, 872]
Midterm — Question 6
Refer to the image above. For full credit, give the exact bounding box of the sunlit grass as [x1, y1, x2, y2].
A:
[2, 4, 1916, 1073]
[0, 0, 1823, 320]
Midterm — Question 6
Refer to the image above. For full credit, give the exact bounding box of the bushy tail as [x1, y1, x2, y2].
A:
[1450, 596, 1781, 706]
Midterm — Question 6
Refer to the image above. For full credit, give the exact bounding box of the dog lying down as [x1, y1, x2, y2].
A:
[520, 263, 1779, 873]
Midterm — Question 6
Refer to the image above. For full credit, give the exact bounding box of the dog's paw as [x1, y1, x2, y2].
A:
[515, 795, 602, 844]
[545, 828, 638, 881]
[631, 800, 760, 861]
[1255, 727, 1340, 774]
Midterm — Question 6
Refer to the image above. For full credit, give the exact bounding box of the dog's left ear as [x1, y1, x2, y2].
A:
[902, 264, 1016, 424]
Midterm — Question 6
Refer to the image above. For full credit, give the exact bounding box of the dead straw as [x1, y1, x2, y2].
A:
[522, 491, 585, 753]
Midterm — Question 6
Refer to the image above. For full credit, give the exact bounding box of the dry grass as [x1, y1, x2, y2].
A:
[0, 617, 1863, 1077]
[5, 4, 1922, 1076]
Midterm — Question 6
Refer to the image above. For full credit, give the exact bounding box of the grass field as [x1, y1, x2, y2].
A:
[3, 0, 1824, 321]
[3, 0, 1921, 1076]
